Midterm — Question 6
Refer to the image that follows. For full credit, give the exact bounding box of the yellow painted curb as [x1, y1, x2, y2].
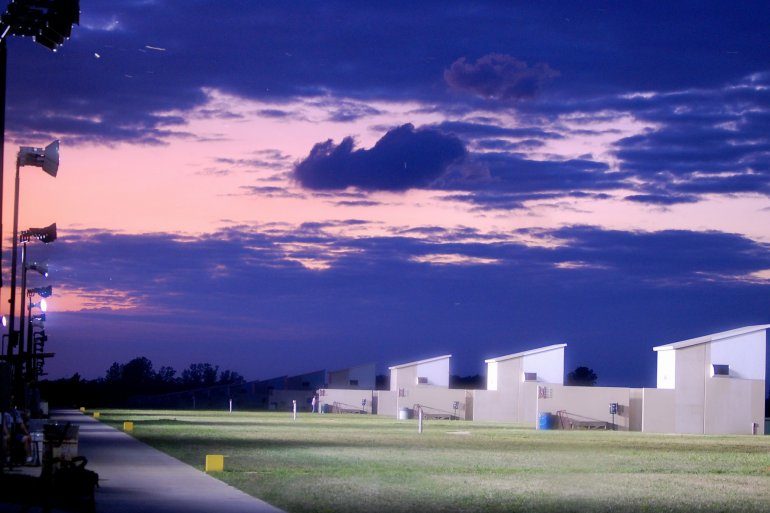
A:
[205, 454, 224, 472]
[79, 407, 85, 412]
[93, 412, 100, 419]
[123, 421, 134, 432]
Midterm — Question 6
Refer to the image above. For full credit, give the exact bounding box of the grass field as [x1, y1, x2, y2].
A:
[98, 410, 770, 513]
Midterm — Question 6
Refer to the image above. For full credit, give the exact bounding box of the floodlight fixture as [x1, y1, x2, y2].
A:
[31, 299, 47, 312]
[31, 319, 44, 329]
[1, 316, 6, 327]
[22, 223, 57, 243]
[1, 1, 80, 51]
[28, 285, 52, 298]
[27, 261, 49, 277]
[18, 140, 58, 177]
[30, 312, 45, 322]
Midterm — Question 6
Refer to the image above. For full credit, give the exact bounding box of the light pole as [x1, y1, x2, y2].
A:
[26, 284, 49, 381]
[7, 142, 57, 400]
[18, 225, 54, 382]
[0, 0, 79, 298]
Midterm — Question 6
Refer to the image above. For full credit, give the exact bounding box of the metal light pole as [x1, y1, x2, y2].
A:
[7, 143, 57, 402]
[0, 0, 79, 361]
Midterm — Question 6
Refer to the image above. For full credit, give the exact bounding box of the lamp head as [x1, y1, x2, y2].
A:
[31, 313, 46, 322]
[24, 223, 57, 244]
[17, 140, 59, 177]
[42, 140, 59, 176]
[29, 285, 53, 298]
[28, 262, 49, 277]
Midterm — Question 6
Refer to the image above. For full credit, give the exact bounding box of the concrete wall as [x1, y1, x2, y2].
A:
[327, 363, 376, 390]
[318, 388, 375, 414]
[269, 389, 315, 412]
[416, 359, 450, 387]
[704, 377, 765, 435]
[487, 361, 498, 390]
[537, 385, 633, 430]
[395, 386, 468, 418]
[673, 343, 707, 434]
[376, 390, 398, 417]
[657, 349, 676, 389]
[473, 382, 542, 425]
[709, 331, 766, 380]
[641, 388, 675, 433]
[522, 348, 565, 384]
[629, 388, 643, 431]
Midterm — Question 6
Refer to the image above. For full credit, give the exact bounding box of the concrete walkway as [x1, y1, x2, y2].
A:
[2, 410, 284, 513]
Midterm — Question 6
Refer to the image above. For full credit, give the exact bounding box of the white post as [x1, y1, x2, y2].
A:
[229, 399, 233, 413]
[292, 400, 297, 421]
[418, 406, 423, 434]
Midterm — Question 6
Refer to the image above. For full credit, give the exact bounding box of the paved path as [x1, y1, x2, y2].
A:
[1, 410, 284, 513]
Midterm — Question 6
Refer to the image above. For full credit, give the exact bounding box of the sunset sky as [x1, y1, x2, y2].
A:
[3, 1, 769, 386]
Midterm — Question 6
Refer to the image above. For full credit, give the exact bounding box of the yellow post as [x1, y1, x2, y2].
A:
[79, 407, 85, 412]
[123, 421, 134, 432]
[205, 454, 224, 472]
[93, 412, 100, 419]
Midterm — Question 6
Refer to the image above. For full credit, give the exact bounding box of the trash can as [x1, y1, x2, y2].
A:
[398, 407, 412, 420]
[538, 412, 552, 430]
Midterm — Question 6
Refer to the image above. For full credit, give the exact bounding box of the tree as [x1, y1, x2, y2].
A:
[566, 366, 598, 386]
[218, 370, 245, 385]
[156, 366, 178, 385]
[121, 357, 156, 386]
[182, 363, 219, 387]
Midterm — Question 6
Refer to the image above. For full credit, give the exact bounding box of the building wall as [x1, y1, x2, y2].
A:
[487, 361, 498, 390]
[656, 349, 676, 389]
[391, 358, 450, 392]
[673, 343, 707, 434]
[318, 388, 375, 414]
[396, 386, 468, 418]
[641, 388, 675, 433]
[269, 389, 315, 412]
[629, 388, 643, 431]
[327, 363, 376, 390]
[376, 390, 398, 417]
[537, 385, 633, 430]
[522, 348, 565, 384]
[709, 331, 766, 380]
[473, 381, 542, 425]
[704, 377, 765, 435]
[416, 359, 450, 387]
[473, 390, 515, 422]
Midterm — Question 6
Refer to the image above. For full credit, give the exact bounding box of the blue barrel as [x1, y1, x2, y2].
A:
[538, 412, 552, 430]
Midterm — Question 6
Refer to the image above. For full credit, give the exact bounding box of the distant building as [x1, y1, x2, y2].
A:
[474, 344, 567, 424]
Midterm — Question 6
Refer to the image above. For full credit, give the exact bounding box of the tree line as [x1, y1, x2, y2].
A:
[40, 356, 245, 408]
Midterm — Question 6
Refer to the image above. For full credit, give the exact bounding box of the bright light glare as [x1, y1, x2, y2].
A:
[1, 316, 6, 327]
[40, 299, 48, 312]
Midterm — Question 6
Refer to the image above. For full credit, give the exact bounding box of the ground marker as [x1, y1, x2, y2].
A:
[123, 421, 134, 432]
[205, 454, 224, 472]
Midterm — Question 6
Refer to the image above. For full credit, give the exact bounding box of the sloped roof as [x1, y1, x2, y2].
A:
[653, 324, 770, 352]
[484, 343, 567, 363]
[388, 354, 451, 370]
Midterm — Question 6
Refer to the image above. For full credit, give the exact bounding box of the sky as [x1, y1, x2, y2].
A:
[1, 0, 769, 387]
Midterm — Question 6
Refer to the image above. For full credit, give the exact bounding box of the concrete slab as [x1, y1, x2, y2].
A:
[0, 410, 284, 513]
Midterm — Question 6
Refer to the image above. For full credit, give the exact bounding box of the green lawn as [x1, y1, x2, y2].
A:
[98, 410, 770, 513]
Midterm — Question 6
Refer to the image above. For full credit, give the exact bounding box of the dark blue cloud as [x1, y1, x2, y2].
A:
[35, 224, 770, 386]
[444, 54, 559, 101]
[294, 124, 466, 191]
[6, 1, 769, 144]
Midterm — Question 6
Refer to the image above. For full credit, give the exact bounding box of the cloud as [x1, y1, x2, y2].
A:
[38, 223, 770, 386]
[294, 124, 466, 191]
[444, 54, 559, 101]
